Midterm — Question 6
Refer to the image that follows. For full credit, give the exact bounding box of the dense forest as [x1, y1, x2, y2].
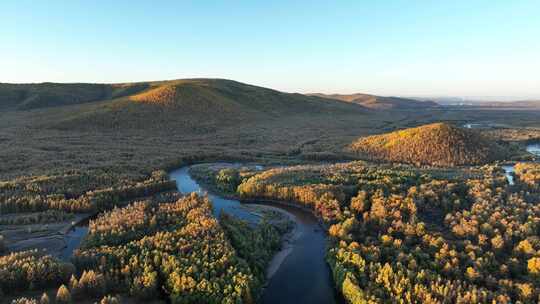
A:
[4, 160, 540, 303]
[219, 213, 287, 286]
[199, 161, 540, 303]
[4, 192, 289, 303]
[0, 169, 176, 214]
[72, 193, 262, 303]
[349, 123, 509, 166]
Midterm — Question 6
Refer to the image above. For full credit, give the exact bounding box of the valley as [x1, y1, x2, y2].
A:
[1, 79, 540, 303]
[3, 1, 540, 303]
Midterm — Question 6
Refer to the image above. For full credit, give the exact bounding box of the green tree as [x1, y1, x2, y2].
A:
[216, 168, 241, 192]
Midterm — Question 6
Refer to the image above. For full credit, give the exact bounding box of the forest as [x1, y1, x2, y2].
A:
[4, 192, 290, 303]
[0, 169, 176, 214]
[3, 157, 540, 303]
[197, 161, 540, 303]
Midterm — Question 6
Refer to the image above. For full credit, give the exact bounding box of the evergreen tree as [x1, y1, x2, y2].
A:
[55, 284, 71, 304]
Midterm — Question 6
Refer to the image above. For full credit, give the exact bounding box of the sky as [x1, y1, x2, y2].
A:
[1, 1, 540, 99]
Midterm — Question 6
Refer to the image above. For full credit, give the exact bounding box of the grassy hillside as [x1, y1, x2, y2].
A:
[127, 79, 364, 114]
[33, 79, 367, 131]
[349, 122, 508, 166]
[0, 82, 148, 110]
[310, 92, 439, 110]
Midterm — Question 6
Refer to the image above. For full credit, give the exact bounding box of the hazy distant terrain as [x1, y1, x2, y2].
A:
[309, 92, 439, 110]
[423, 96, 540, 108]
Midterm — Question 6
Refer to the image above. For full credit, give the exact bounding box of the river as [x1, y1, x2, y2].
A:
[527, 143, 540, 156]
[59, 164, 339, 303]
[502, 143, 540, 184]
[169, 165, 339, 304]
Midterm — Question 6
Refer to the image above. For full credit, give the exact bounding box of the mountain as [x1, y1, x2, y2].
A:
[309, 93, 439, 110]
[4, 79, 367, 130]
[348, 122, 508, 166]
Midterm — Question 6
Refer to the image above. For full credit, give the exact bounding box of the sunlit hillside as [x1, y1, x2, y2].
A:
[349, 122, 508, 166]
[0, 82, 149, 111]
[15, 79, 367, 131]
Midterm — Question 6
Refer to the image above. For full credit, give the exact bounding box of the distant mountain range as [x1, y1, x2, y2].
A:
[309, 93, 439, 110]
[457, 100, 540, 108]
[0, 79, 445, 118]
[416, 97, 540, 108]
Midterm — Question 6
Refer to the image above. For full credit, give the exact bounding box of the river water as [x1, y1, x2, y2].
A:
[502, 165, 516, 185]
[502, 143, 539, 185]
[61, 226, 88, 260]
[169, 165, 339, 304]
[527, 143, 540, 156]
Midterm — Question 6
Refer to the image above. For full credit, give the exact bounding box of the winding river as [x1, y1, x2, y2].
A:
[169, 166, 339, 304]
[60, 165, 339, 304]
[61, 142, 540, 301]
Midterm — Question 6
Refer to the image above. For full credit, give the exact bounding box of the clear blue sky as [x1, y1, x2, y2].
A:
[1, 1, 539, 99]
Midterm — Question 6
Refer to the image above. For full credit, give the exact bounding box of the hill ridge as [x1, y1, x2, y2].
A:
[310, 92, 439, 110]
[14, 78, 368, 131]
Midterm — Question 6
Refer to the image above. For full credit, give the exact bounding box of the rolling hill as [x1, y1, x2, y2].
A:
[124, 79, 365, 114]
[0, 82, 149, 111]
[309, 93, 439, 110]
[4, 79, 367, 131]
[348, 122, 508, 166]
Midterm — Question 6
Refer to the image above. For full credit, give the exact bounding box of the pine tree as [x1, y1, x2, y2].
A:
[55, 284, 71, 304]
[39, 293, 50, 304]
